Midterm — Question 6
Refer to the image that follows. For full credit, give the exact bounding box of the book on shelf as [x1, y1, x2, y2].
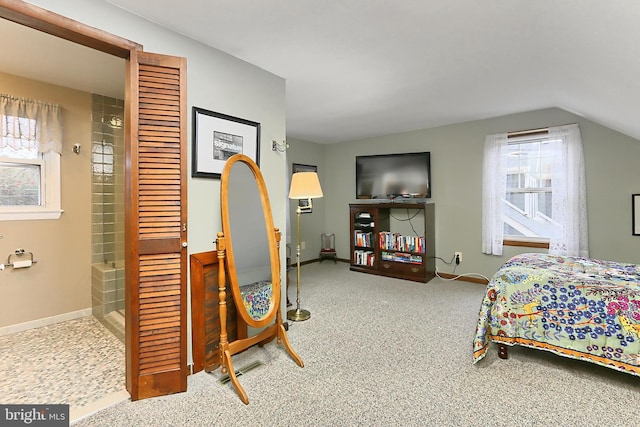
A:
[354, 230, 374, 247]
[378, 231, 425, 253]
[353, 249, 375, 266]
[381, 251, 423, 264]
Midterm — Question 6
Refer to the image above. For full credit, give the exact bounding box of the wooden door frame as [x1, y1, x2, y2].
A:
[0, 0, 186, 400]
[0, 0, 141, 57]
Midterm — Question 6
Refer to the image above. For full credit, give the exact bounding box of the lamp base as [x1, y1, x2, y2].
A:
[287, 308, 311, 322]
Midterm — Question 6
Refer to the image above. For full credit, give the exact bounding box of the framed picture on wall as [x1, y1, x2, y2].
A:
[292, 163, 318, 213]
[192, 107, 260, 178]
[633, 194, 640, 236]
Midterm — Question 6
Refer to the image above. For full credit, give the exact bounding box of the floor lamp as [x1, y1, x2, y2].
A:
[287, 171, 323, 321]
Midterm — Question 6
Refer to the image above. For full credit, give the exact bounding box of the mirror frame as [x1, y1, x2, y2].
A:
[220, 154, 281, 329]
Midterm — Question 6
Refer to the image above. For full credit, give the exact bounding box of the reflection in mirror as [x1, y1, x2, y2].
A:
[226, 161, 274, 319]
[222, 155, 278, 327]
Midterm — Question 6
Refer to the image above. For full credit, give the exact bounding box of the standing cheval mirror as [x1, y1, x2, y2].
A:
[214, 153, 303, 404]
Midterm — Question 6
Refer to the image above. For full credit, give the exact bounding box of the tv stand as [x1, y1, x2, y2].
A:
[349, 202, 435, 283]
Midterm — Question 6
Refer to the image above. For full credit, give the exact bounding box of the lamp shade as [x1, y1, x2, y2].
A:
[289, 172, 323, 199]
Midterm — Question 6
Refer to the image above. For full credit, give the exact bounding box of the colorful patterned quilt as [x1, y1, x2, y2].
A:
[473, 253, 640, 376]
[240, 280, 273, 321]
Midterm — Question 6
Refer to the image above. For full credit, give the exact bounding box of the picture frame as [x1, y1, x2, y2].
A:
[192, 107, 260, 178]
[292, 163, 318, 213]
[633, 194, 640, 236]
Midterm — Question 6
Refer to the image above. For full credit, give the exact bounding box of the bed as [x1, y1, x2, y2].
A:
[473, 253, 640, 376]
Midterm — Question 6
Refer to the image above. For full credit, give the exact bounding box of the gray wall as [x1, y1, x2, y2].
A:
[286, 137, 327, 263]
[27, 0, 287, 262]
[11, 2, 640, 320]
[290, 107, 640, 279]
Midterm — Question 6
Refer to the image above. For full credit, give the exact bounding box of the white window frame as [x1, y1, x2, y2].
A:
[502, 137, 555, 244]
[0, 151, 63, 221]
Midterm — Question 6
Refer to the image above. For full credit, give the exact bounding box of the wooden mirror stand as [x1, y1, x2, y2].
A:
[211, 154, 303, 404]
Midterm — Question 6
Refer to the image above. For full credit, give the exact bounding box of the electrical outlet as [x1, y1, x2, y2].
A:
[301, 241, 306, 250]
[455, 251, 462, 264]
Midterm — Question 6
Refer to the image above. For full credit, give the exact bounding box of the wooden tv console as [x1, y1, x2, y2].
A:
[349, 202, 435, 283]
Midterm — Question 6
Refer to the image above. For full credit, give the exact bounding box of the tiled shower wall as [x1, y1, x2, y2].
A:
[91, 94, 124, 265]
[91, 94, 125, 327]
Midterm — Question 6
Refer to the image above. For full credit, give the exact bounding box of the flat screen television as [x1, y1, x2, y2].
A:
[356, 152, 431, 199]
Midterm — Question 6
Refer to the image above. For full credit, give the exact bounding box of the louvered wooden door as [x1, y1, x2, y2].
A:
[125, 50, 188, 400]
[0, 0, 189, 403]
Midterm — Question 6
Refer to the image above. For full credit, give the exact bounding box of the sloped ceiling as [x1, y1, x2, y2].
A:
[5, 1, 640, 144]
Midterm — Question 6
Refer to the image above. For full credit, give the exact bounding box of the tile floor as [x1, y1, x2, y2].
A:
[0, 316, 127, 410]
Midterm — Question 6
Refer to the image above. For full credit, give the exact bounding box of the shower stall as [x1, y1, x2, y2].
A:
[91, 94, 125, 342]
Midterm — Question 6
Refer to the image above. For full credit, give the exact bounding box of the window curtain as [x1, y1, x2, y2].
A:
[0, 94, 63, 154]
[481, 124, 588, 258]
[548, 124, 589, 257]
[481, 132, 508, 255]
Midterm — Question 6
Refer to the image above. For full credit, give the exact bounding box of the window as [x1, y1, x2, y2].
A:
[0, 95, 63, 221]
[482, 124, 588, 257]
[503, 137, 557, 242]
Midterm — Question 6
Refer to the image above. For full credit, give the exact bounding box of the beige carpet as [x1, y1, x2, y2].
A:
[74, 262, 640, 426]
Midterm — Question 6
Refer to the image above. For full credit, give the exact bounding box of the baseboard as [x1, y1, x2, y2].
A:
[436, 272, 489, 285]
[300, 258, 488, 284]
[0, 308, 93, 336]
[296, 258, 350, 266]
[70, 389, 130, 424]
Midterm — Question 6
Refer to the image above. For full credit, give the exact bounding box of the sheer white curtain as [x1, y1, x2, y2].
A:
[482, 124, 588, 258]
[481, 132, 508, 255]
[548, 124, 589, 257]
[0, 94, 63, 154]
